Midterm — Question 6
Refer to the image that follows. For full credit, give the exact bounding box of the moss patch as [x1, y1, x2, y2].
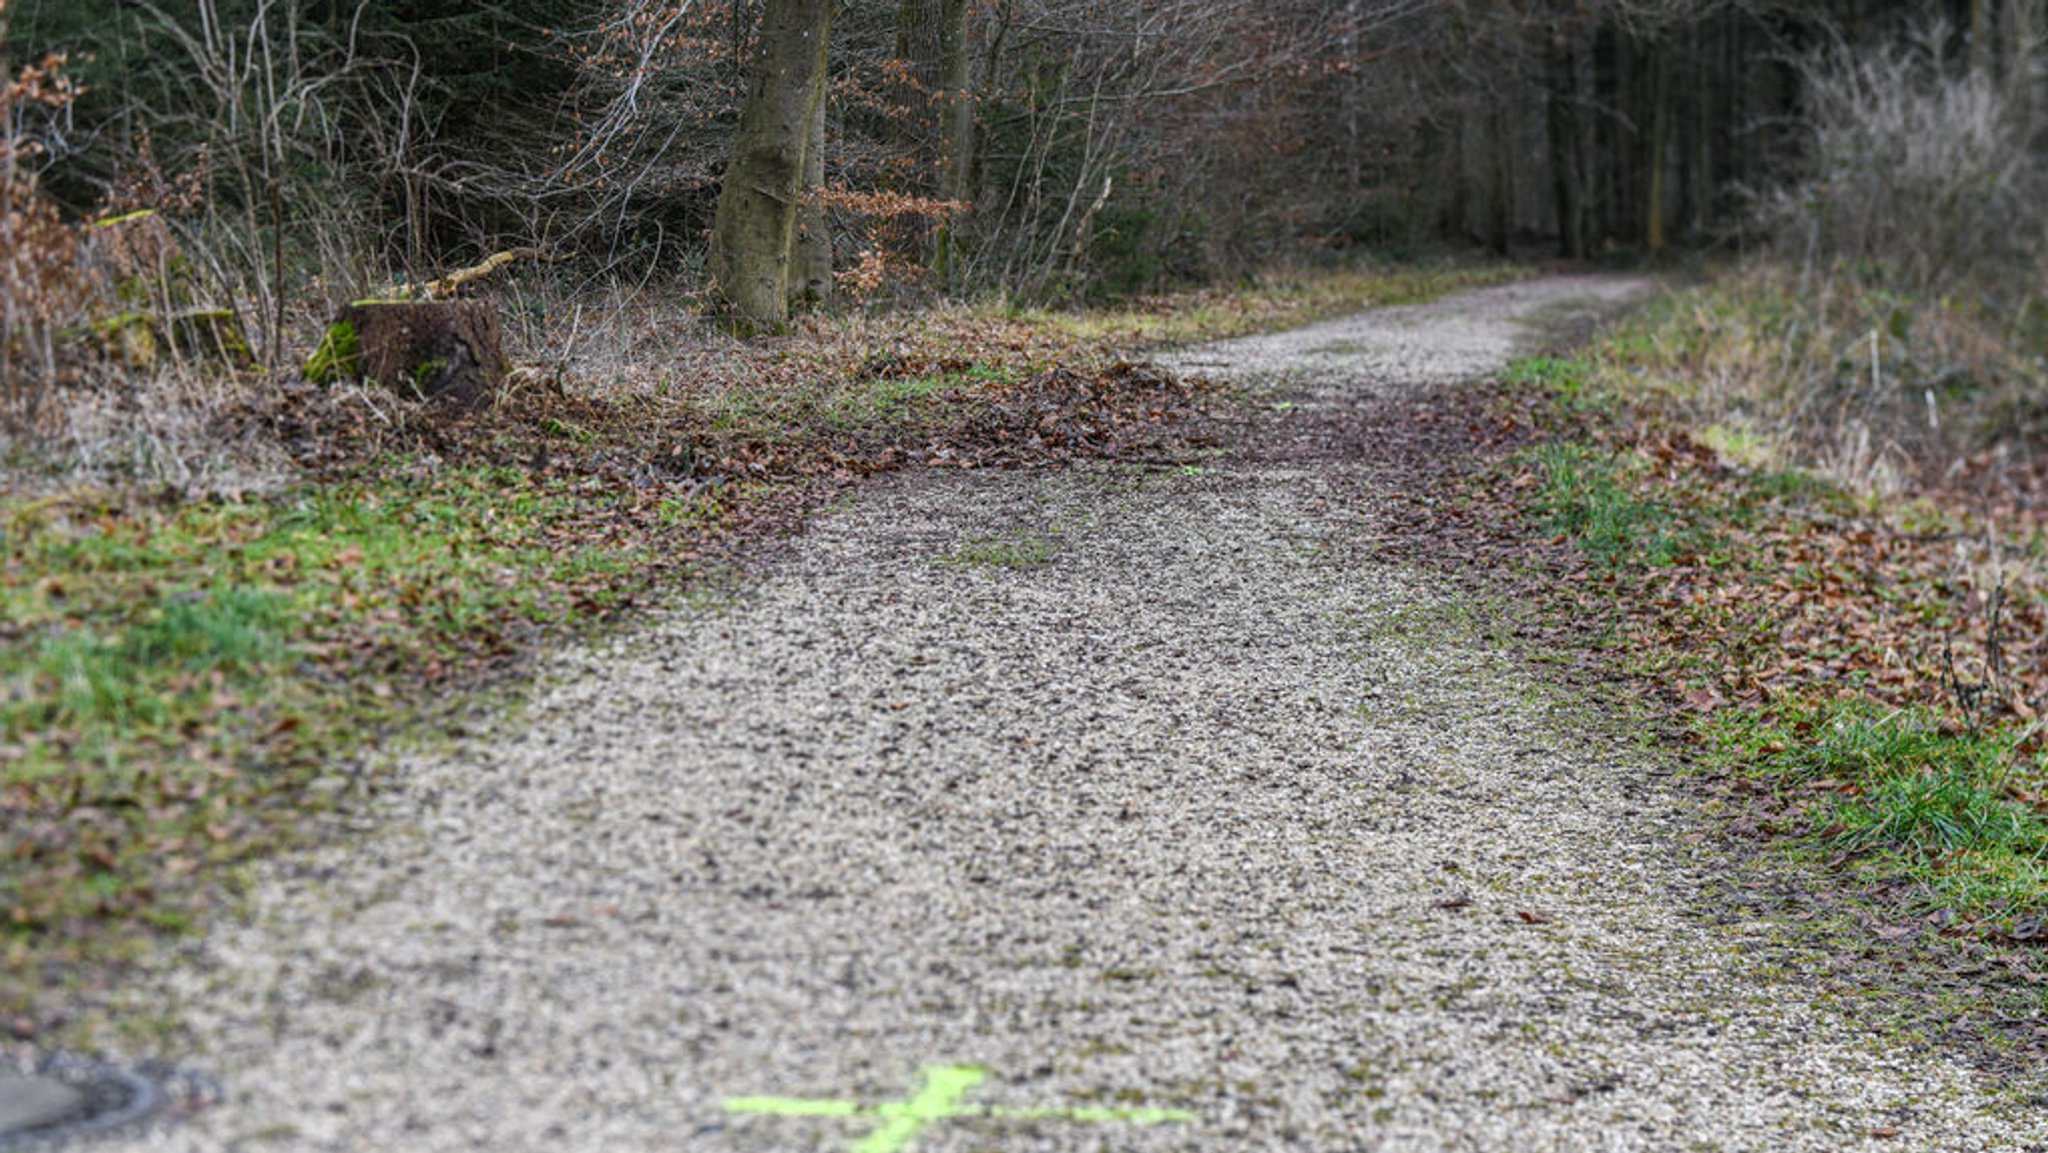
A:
[304, 320, 362, 385]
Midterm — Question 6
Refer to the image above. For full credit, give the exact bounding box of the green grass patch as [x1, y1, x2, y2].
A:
[1501, 356, 1597, 408]
[1710, 700, 2048, 920]
[0, 464, 692, 1014]
[1523, 441, 1699, 567]
[824, 363, 1016, 429]
[707, 361, 1020, 443]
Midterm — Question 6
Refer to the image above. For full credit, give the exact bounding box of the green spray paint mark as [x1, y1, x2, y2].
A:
[723, 1064, 1197, 1153]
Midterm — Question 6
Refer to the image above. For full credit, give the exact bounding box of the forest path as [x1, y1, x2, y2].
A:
[115, 277, 2038, 1152]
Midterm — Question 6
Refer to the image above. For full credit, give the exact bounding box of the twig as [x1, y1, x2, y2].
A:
[1943, 631, 1987, 733]
[1986, 575, 2007, 693]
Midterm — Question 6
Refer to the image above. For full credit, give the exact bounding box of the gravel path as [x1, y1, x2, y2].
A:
[103, 276, 2040, 1151]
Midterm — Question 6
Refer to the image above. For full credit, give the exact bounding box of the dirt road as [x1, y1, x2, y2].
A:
[106, 277, 2040, 1151]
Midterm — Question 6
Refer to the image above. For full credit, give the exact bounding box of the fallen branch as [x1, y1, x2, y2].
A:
[391, 248, 561, 301]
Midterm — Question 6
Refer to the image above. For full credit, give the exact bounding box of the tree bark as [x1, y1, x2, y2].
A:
[709, 0, 835, 330]
[791, 86, 832, 307]
[1645, 39, 1670, 255]
[1545, 19, 1585, 260]
[935, 0, 974, 205]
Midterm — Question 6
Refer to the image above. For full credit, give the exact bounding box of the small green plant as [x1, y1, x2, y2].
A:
[1834, 767, 2043, 857]
[824, 363, 1019, 429]
[1501, 356, 1586, 394]
[657, 493, 722, 529]
[540, 416, 595, 443]
[1502, 354, 1630, 415]
[409, 357, 448, 397]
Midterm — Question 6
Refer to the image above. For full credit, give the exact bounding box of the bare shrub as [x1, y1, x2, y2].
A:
[3, 2, 447, 490]
[0, 41, 89, 417]
[1760, 27, 2045, 300]
[132, 0, 437, 355]
[1601, 262, 2048, 501]
[1657, 25, 2048, 496]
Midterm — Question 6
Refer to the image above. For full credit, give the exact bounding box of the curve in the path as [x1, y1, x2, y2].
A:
[111, 277, 2038, 1152]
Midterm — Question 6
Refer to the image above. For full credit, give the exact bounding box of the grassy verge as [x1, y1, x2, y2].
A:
[2, 255, 1523, 1040]
[1400, 266, 2048, 1073]
[1709, 701, 2048, 918]
[1004, 261, 1530, 349]
[1453, 269, 2048, 1064]
[2, 464, 718, 1031]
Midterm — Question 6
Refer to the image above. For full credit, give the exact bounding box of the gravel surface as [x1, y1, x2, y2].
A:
[98, 276, 2042, 1151]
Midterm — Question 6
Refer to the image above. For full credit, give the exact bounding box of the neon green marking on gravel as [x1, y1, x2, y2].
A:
[719, 1096, 863, 1117]
[722, 1063, 1197, 1152]
[852, 1064, 984, 1153]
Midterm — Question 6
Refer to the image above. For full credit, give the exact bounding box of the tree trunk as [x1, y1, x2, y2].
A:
[1687, 22, 1713, 239]
[309, 300, 506, 409]
[895, 0, 973, 271]
[1645, 40, 1670, 255]
[1614, 28, 1643, 250]
[791, 87, 832, 307]
[1592, 20, 1622, 248]
[1972, 0, 1997, 78]
[709, 0, 835, 330]
[935, 0, 973, 205]
[1545, 20, 1584, 260]
[893, 0, 943, 168]
[1421, 113, 1464, 241]
[934, 0, 974, 276]
[1487, 99, 1512, 256]
[2008, 0, 2043, 136]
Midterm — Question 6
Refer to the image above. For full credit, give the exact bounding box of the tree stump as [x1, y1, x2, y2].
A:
[306, 299, 507, 407]
[76, 307, 254, 372]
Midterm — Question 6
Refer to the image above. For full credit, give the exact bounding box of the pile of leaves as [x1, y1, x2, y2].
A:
[245, 352, 1221, 480]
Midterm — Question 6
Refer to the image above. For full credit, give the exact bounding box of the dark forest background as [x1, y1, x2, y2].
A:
[2, 0, 2044, 472]
[7, 0, 2040, 305]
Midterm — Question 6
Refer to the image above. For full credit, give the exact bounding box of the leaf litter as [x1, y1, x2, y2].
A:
[1349, 353, 2048, 1082]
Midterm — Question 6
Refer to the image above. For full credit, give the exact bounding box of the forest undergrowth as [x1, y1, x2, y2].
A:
[0, 259, 1516, 1045]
